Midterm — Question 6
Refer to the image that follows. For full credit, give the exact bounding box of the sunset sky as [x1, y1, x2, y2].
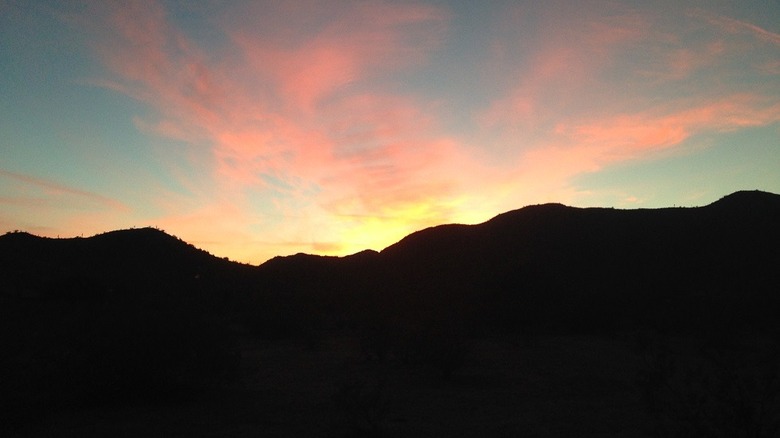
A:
[1, 0, 779, 264]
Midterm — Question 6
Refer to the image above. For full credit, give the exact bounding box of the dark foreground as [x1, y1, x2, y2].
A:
[6, 330, 779, 438]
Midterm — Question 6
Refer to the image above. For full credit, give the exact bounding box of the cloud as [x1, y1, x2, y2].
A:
[558, 94, 780, 154]
[69, 0, 779, 262]
[479, 2, 651, 131]
[219, 0, 449, 120]
[758, 60, 780, 75]
[643, 40, 727, 81]
[76, 0, 470, 259]
[0, 169, 127, 211]
[466, 2, 780, 211]
[226, 1, 448, 112]
[691, 9, 780, 47]
[506, 93, 780, 206]
[78, 0, 229, 141]
[0, 169, 132, 239]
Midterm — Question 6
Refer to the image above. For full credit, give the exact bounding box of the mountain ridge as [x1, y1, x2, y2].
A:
[3, 190, 778, 266]
[2, 190, 779, 335]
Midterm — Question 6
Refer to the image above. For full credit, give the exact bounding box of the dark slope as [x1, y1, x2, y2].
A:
[255, 190, 780, 334]
[0, 229, 251, 419]
[382, 190, 779, 271]
[2, 190, 779, 335]
[0, 227, 257, 301]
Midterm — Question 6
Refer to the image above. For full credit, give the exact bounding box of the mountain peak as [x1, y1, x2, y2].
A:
[94, 226, 174, 239]
[711, 190, 780, 206]
[1, 230, 40, 240]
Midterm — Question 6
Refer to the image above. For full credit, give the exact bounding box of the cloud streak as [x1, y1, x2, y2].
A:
[692, 9, 780, 47]
[0, 169, 131, 239]
[0, 169, 127, 211]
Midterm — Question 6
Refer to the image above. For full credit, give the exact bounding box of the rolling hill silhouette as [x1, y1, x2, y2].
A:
[3, 190, 780, 436]
[0, 227, 256, 301]
[2, 190, 779, 335]
[251, 190, 780, 335]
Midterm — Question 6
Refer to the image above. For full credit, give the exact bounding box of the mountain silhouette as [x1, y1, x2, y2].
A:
[0, 227, 257, 301]
[2, 190, 779, 335]
[3, 190, 780, 436]
[245, 190, 780, 335]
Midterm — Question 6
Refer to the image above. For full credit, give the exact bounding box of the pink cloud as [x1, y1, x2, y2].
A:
[650, 9, 780, 81]
[0, 169, 128, 211]
[758, 60, 780, 75]
[479, 2, 779, 178]
[476, 61, 780, 212]
[216, 2, 459, 226]
[653, 41, 727, 80]
[77, 0, 472, 259]
[480, 2, 778, 140]
[73, 0, 779, 262]
[634, 11, 776, 82]
[480, 4, 651, 130]
[304, 92, 485, 220]
[529, 94, 780, 178]
[0, 169, 134, 240]
[229, 1, 448, 112]
[79, 0, 231, 141]
[691, 9, 780, 47]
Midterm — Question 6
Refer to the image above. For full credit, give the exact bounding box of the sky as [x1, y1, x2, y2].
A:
[1, 0, 779, 264]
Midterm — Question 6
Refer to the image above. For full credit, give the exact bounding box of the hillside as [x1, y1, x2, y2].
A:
[0, 227, 257, 299]
[2, 190, 780, 437]
[2, 190, 779, 335]
[253, 190, 780, 335]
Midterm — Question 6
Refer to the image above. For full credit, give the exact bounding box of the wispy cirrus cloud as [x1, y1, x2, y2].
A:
[0, 168, 130, 238]
[690, 8, 780, 47]
[61, 0, 779, 262]
[472, 1, 780, 209]
[508, 94, 780, 195]
[558, 94, 780, 154]
[77, 0, 473, 259]
[228, 1, 448, 112]
[0, 169, 127, 211]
